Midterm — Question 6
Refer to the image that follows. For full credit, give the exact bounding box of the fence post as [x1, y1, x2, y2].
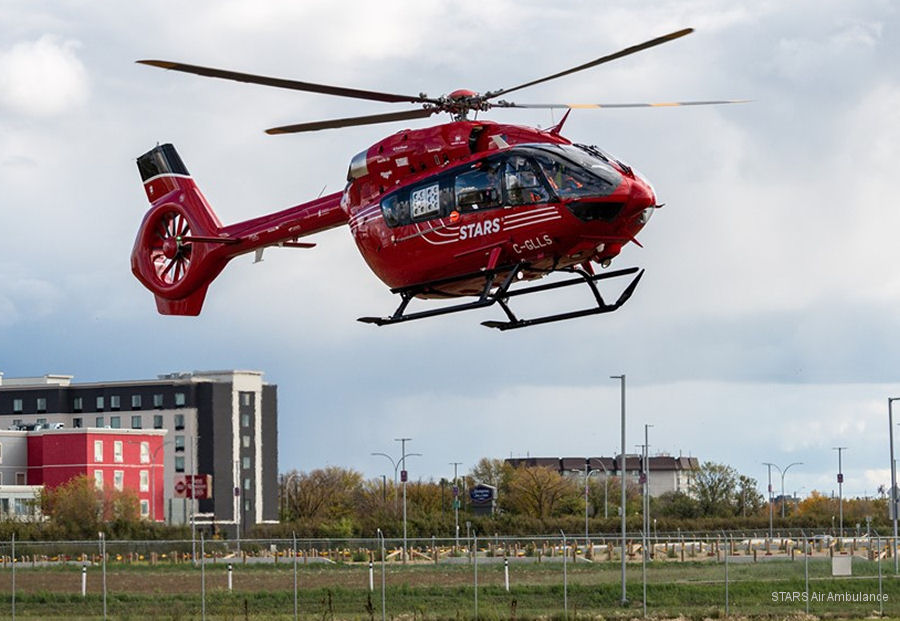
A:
[803, 529, 809, 615]
[11, 532, 15, 621]
[724, 532, 729, 617]
[369, 561, 374, 591]
[473, 531, 478, 621]
[201, 532, 206, 621]
[82, 565, 87, 597]
[228, 563, 233, 592]
[561, 530, 568, 621]
[293, 533, 299, 621]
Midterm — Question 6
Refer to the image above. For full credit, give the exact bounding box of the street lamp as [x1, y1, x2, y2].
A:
[371, 450, 421, 512]
[450, 462, 462, 548]
[763, 461, 802, 522]
[395, 437, 411, 563]
[150, 440, 173, 523]
[833, 447, 847, 540]
[610, 374, 627, 606]
[583, 459, 607, 549]
[889, 397, 900, 574]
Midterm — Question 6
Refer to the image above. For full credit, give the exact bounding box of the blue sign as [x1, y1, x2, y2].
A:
[470, 485, 494, 503]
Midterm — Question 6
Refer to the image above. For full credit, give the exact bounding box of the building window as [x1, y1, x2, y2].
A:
[73, 397, 83, 412]
[114, 470, 124, 491]
[242, 456, 250, 470]
[36, 398, 46, 413]
[244, 500, 250, 512]
[94, 440, 104, 462]
[153, 415, 163, 429]
[174, 414, 184, 430]
[243, 477, 251, 491]
[16, 472, 25, 485]
[12, 399, 22, 414]
[139, 470, 149, 492]
[36, 418, 47, 426]
[73, 417, 82, 428]
[140, 442, 150, 464]
[240, 392, 252, 407]
[140, 499, 150, 518]
[174, 435, 185, 452]
[110, 416, 121, 429]
[175, 392, 186, 407]
[95, 416, 104, 428]
[12, 419, 21, 428]
[153, 394, 164, 408]
[131, 415, 142, 429]
[241, 414, 250, 428]
[96, 396, 104, 410]
[131, 395, 142, 409]
[94, 470, 103, 489]
[175, 455, 185, 472]
[110, 395, 121, 410]
[114, 441, 123, 463]
[242, 435, 250, 449]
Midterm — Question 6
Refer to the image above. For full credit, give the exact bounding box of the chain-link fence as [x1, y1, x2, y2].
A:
[0, 530, 897, 619]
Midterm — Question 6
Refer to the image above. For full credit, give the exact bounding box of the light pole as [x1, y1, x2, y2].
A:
[150, 440, 173, 523]
[450, 462, 462, 548]
[610, 374, 627, 606]
[833, 447, 847, 540]
[763, 461, 802, 521]
[643, 424, 653, 560]
[763, 463, 774, 539]
[889, 398, 900, 574]
[395, 437, 411, 563]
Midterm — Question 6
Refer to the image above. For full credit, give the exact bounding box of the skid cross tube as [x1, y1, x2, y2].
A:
[358, 264, 643, 329]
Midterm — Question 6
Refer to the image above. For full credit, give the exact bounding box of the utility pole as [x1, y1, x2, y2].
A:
[889, 398, 900, 574]
[395, 437, 411, 563]
[763, 462, 774, 540]
[644, 424, 653, 560]
[450, 462, 462, 549]
[833, 447, 847, 541]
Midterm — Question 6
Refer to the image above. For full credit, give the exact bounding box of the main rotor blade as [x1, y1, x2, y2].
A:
[486, 28, 694, 100]
[137, 60, 436, 105]
[494, 99, 750, 109]
[265, 108, 438, 134]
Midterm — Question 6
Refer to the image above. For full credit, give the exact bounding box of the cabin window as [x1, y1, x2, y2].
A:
[455, 162, 502, 212]
[503, 155, 551, 206]
[380, 192, 408, 228]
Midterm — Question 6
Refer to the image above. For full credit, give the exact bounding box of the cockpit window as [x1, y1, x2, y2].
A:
[531, 147, 620, 199]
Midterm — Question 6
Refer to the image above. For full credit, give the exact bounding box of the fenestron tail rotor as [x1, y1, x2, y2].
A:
[139, 28, 746, 134]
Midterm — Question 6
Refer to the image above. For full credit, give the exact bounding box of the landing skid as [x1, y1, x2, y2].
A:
[357, 264, 644, 330]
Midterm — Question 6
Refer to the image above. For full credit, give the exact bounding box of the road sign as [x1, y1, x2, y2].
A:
[174, 474, 213, 499]
[400, 470, 407, 482]
[837, 473, 843, 484]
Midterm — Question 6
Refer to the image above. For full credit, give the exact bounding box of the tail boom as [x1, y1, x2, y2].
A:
[131, 144, 347, 315]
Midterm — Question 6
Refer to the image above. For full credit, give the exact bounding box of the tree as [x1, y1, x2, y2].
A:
[735, 475, 765, 517]
[505, 466, 579, 519]
[693, 462, 739, 517]
[653, 491, 700, 519]
[40, 475, 143, 538]
[284, 467, 364, 521]
[470, 458, 514, 491]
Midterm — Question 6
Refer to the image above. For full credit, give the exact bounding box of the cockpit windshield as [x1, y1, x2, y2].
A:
[528, 145, 621, 199]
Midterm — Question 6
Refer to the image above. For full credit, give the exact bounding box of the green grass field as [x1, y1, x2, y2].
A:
[1, 556, 898, 619]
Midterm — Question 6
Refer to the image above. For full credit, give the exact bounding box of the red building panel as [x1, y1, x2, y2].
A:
[27, 429, 167, 521]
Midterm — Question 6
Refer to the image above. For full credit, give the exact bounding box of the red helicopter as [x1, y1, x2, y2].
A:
[132, 28, 741, 330]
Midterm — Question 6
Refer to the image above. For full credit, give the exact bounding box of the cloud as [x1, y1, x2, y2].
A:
[0, 35, 89, 116]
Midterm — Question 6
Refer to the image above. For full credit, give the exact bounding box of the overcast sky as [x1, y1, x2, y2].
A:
[1, 1, 899, 504]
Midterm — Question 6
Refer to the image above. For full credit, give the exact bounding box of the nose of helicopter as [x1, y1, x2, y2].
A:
[628, 170, 658, 225]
